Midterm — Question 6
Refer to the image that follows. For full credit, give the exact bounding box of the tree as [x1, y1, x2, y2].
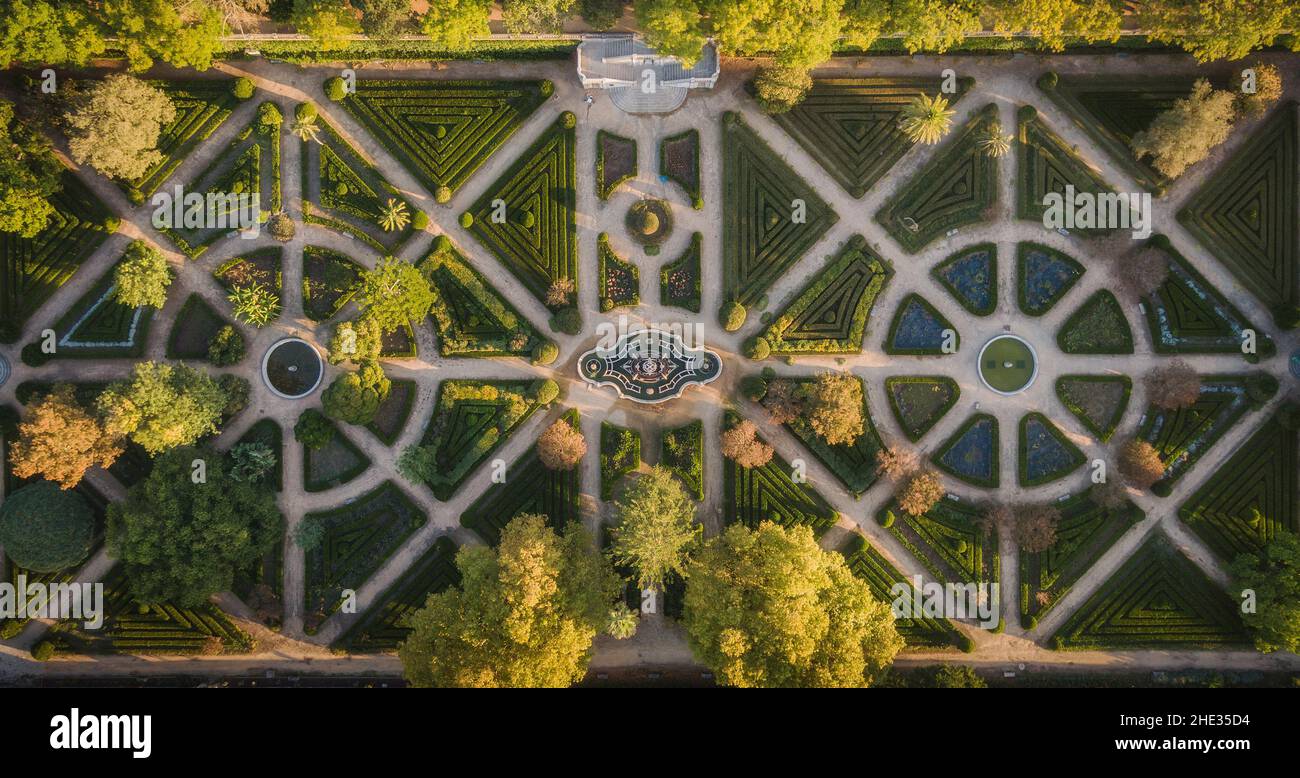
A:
[321, 360, 390, 425]
[1114, 246, 1169, 301]
[0, 0, 107, 67]
[987, 0, 1122, 52]
[357, 256, 435, 332]
[545, 277, 575, 307]
[978, 121, 1012, 158]
[753, 65, 814, 115]
[399, 514, 624, 687]
[977, 502, 1013, 536]
[292, 0, 361, 51]
[806, 372, 864, 446]
[209, 0, 270, 34]
[356, 0, 411, 36]
[228, 442, 277, 483]
[295, 517, 326, 551]
[1230, 529, 1300, 654]
[0, 98, 63, 237]
[761, 378, 804, 425]
[1091, 478, 1130, 510]
[113, 240, 172, 309]
[683, 521, 903, 687]
[841, 0, 889, 50]
[65, 74, 177, 181]
[207, 324, 245, 367]
[899, 93, 955, 145]
[99, 0, 226, 71]
[0, 482, 95, 573]
[420, 0, 491, 50]
[1118, 438, 1165, 489]
[705, 0, 843, 69]
[890, 0, 983, 54]
[107, 446, 282, 607]
[721, 419, 773, 469]
[502, 0, 573, 34]
[97, 362, 229, 454]
[378, 198, 410, 232]
[1130, 79, 1237, 179]
[579, 0, 623, 29]
[636, 0, 707, 66]
[1144, 360, 1201, 410]
[269, 212, 296, 241]
[1239, 62, 1283, 117]
[327, 317, 382, 365]
[537, 417, 586, 470]
[1014, 504, 1060, 552]
[898, 469, 944, 517]
[229, 282, 281, 327]
[1138, 0, 1297, 63]
[875, 441, 919, 482]
[294, 408, 335, 449]
[9, 384, 122, 489]
[610, 466, 699, 589]
[291, 114, 322, 143]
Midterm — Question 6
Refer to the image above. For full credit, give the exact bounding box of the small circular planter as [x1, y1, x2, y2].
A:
[978, 334, 1038, 396]
[262, 338, 324, 399]
[625, 199, 673, 246]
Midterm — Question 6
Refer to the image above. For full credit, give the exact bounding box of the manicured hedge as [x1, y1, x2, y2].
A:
[600, 421, 641, 500]
[659, 232, 702, 313]
[598, 233, 639, 310]
[421, 237, 542, 357]
[1056, 289, 1134, 354]
[721, 412, 838, 537]
[1054, 374, 1131, 442]
[332, 536, 460, 652]
[50, 257, 154, 359]
[933, 243, 996, 316]
[1136, 374, 1257, 487]
[884, 293, 958, 355]
[839, 532, 963, 649]
[932, 413, 999, 487]
[885, 375, 960, 441]
[880, 495, 999, 587]
[1015, 104, 1117, 230]
[764, 235, 893, 354]
[1018, 412, 1086, 487]
[779, 375, 884, 496]
[596, 130, 637, 200]
[661, 419, 704, 501]
[1017, 241, 1083, 315]
[659, 129, 701, 207]
[416, 380, 542, 500]
[303, 419, 371, 493]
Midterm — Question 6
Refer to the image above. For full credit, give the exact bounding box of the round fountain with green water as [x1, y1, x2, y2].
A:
[978, 334, 1038, 395]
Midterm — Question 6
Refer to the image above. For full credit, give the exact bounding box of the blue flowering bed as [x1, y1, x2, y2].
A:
[1019, 412, 1086, 486]
[885, 294, 958, 355]
[933, 413, 999, 487]
[1017, 242, 1083, 315]
[933, 243, 996, 315]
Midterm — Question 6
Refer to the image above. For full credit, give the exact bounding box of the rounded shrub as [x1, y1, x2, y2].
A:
[720, 301, 746, 332]
[411, 210, 429, 230]
[879, 509, 896, 528]
[692, 196, 704, 211]
[232, 77, 255, 100]
[760, 366, 776, 381]
[207, 325, 246, 367]
[740, 375, 768, 402]
[295, 101, 317, 123]
[560, 111, 576, 129]
[0, 482, 95, 573]
[531, 339, 559, 366]
[269, 212, 295, 241]
[1247, 372, 1279, 406]
[959, 634, 976, 653]
[550, 307, 583, 335]
[127, 186, 145, 206]
[103, 216, 121, 233]
[20, 342, 52, 367]
[258, 101, 282, 127]
[459, 212, 474, 228]
[540, 80, 554, 98]
[1022, 614, 1038, 630]
[434, 186, 452, 204]
[1037, 71, 1058, 90]
[31, 641, 55, 661]
[1151, 480, 1173, 497]
[324, 76, 348, 102]
[532, 378, 560, 405]
[744, 336, 770, 361]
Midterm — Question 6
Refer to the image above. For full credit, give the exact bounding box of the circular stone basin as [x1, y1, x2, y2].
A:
[978, 334, 1038, 395]
[262, 338, 324, 399]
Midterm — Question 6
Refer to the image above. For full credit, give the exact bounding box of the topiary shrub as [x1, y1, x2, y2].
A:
[207, 325, 245, 367]
[0, 482, 95, 573]
[1037, 71, 1059, 90]
[324, 76, 348, 101]
[20, 342, 52, 367]
[434, 186, 452, 204]
[31, 641, 54, 661]
[232, 77, 255, 100]
[721, 300, 746, 332]
[294, 409, 334, 450]
[879, 509, 896, 528]
[744, 336, 770, 361]
[1022, 614, 1038, 630]
[127, 186, 145, 206]
[459, 211, 473, 228]
[531, 339, 559, 366]
[268, 212, 295, 241]
[540, 80, 554, 98]
[532, 378, 560, 405]
[295, 101, 317, 123]
[740, 375, 768, 402]
[959, 634, 976, 653]
[1151, 480, 1173, 497]
[411, 210, 429, 230]
[103, 216, 121, 233]
[560, 111, 576, 129]
[1247, 372, 1279, 407]
[258, 101, 282, 127]
[550, 307, 583, 335]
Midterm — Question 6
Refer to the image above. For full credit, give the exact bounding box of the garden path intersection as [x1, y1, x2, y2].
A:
[0, 50, 1298, 680]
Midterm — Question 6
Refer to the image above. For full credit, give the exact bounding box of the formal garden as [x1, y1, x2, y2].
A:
[0, 1, 1298, 689]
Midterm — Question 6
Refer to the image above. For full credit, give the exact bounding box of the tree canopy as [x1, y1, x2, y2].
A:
[65, 74, 176, 181]
[9, 384, 122, 489]
[97, 361, 229, 454]
[683, 521, 903, 687]
[610, 466, 699, 589]
[0, 482, 96, 573]
[321, 359, 391, 425]
[0, 0, 106, 68]
[357, 256, 435, 333]
[113, 240, 172, 310]
[0, 98, 63, 237]
[1231, 529, 1300, 654]
[398, 514, 625, 687]
[107, 446, 282, 607]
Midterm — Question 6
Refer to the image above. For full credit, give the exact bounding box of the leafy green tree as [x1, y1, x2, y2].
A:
[292, 0, 361, 50]
[356, 0, 412, 36]
[579, 0, 623, 29]
[841, 0, 889, 50]
[357, 256, 435, 332]
[399, 513, 624, 687]
[636, 0, 707, 66]
[229, 282, 282, 327]
[1231, 529, 1300, 654]
[294, 408, 335, 449]
[502, 0, 572, 34]
[107, 446, 282, 607]
[610, 466, 699, 589]
[0, 482, 95, 572]
[228, 441, 277, 483]
[683, 521, 904, 687]
[295, 517, 326, 551]
[97, 362, 228, 454]
[806, 371, 864, 446]
[207, 324, 246, 366]
[1138, 0, 1298, 62]
[710, 0, 842, 68]
[899, 93, 955, 145]
[321, 360, 390, 425]
[113, 240, 172, 309]
[65, 74, 176, 181]
[889, 0, 982, 54]
[0, 0, 106, 67]
[0, 98, 62, 237]
[753, 65, 813, 114]
[420, 0, 491, 50]
[987, 0, 1122, 51]
[99, 0, 226, 71]
[1130, 79, 1236, 179]
[326, 317, 382, 365]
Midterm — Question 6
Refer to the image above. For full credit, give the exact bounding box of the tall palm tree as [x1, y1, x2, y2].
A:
[378, 199, 410, 232]
[978, 123, 1013, 158]
[899, 94, 955, 145]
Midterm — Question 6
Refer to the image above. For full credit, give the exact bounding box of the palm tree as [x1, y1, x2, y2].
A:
[978, 123, 1013, 158]
[228, 283, 281, 327]
[291, 117, 321, 143]
[899, 94, 955, 145]
[378, 199, 410, 232]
